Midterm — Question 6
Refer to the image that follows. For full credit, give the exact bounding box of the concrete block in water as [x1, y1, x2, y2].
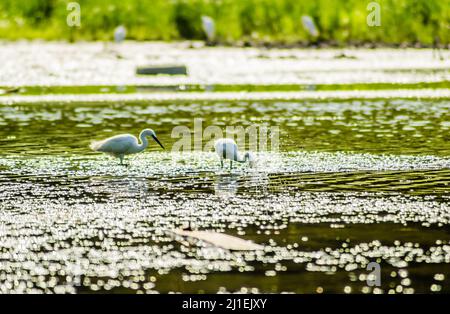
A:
[136, 65, 188, 75]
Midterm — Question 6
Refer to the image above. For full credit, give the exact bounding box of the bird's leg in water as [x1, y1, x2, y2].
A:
[183, 220, 192, 231]
[220, 159, 223, 169]
[230, 160, 233, 170]
[119, 155, 125, 166]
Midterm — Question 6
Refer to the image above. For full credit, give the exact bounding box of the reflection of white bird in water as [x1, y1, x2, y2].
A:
[114, 25, 127, 43]
[201, 15, 216, 43]
[214, 138, 255, 170]
[90, 129, 164, 165]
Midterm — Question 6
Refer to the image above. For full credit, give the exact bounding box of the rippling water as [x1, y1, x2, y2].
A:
[0, 97, 449, 293]
[1, 98, 449, 155]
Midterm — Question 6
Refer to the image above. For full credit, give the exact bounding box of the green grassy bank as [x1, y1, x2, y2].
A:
[0, 0, 448, 45]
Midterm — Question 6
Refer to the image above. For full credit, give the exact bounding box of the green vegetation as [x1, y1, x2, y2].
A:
[0, 0, 448, 45]
[1, 81, 449, 96]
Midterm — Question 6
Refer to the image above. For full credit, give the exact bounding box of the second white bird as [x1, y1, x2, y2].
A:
[214, 138, 255, 170]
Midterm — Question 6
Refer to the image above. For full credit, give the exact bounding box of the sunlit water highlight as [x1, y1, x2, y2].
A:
[0, 96, 449, 294]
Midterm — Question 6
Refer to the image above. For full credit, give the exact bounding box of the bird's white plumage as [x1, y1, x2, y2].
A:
[114, 25, 127, 43]
[90, 129, 163, 164]
[90, 134, 138, 156]
[214, 138, 238, 161]
[201, 16, 215, 42]
[301, 15, 319, 37]
[214, 138, 255, 169]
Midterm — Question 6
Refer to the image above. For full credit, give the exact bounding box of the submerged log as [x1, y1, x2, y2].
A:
[171, 229, 264, 251]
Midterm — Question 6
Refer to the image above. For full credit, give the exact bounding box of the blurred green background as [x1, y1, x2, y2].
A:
[0, 0, 448, 45]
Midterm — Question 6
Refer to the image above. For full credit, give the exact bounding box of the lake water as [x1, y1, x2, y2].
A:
[1, 93, 449, 293]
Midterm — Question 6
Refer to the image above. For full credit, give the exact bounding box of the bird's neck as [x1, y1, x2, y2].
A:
[137, 132, 149, 152]
[236, 152, 248, 163]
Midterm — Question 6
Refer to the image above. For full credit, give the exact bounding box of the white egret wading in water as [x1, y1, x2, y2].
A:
[90, 129, 164, 165]
[214, 138, 255, 170]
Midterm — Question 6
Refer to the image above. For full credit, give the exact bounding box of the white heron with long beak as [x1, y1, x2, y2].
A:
[214, 138, 255, 170]
[90, 129, 164, 165]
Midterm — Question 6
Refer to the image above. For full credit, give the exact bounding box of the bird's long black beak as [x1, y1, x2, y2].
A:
[152, 134, 165, 149]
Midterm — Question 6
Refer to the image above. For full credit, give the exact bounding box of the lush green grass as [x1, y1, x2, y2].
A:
[0, 0, 448, 45]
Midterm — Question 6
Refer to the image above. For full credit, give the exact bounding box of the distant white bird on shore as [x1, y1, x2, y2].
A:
[201, 16, 216, 43]
[114, 25, 127, 43]
[214, 138, 255, 170]
[301, 15, 319, 37]
[90, 129, 164, 165]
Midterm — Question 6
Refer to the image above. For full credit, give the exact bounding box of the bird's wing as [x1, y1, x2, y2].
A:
[90, 134, 136, 154]
[214, 139, 238, 160]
